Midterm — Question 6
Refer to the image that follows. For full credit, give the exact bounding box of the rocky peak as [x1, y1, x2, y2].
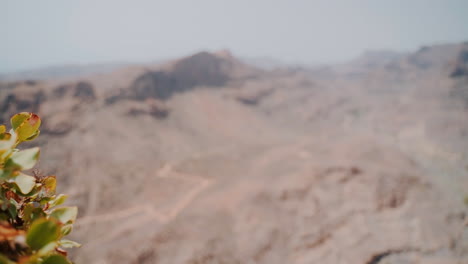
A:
[125, 51, 245, 101]
[171, 51, 232, 88]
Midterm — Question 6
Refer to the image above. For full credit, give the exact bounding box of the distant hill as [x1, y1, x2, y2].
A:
[0, 62, 131, 81]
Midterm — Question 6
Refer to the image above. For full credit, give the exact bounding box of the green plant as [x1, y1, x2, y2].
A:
[0, 113, 79, 264]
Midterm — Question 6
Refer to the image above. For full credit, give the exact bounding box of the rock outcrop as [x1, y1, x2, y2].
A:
[451, 49, 468, 78]
[0, 87, 45, 124]
[129, 51, 233, 101]
[0, 80, 97, 135]
[52, 81, 96, 102]
[123, 51, 252, 102]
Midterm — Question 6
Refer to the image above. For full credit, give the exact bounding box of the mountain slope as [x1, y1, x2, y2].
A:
[0, 45, 467, 264]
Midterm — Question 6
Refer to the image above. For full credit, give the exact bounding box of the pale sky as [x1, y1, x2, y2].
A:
[1, 0, 467, 73]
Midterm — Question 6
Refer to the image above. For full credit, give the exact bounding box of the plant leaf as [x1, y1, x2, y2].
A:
[7, 203, 17, 219]
[5, 147, 40, 170]
[48, 194, 67, 208]
[41, 255, 71, 264]
[11, 113, 30, 130]
[43, 176, 57, 195]
[0, 132, 17, 162]
[49, 207, 78, 225]
[24, 130, 40, 141]
[61, 224, 73, 236]
[0, 132, 11, 141]
[37, 241, 59, 256]
[59, 239, 81, 248]
[22, 204, 46, 224]
[11, 113, 41, 142]
[26, 218, 61, 250]
[12, 173, 37, 194]
[0, 254, 14, 264]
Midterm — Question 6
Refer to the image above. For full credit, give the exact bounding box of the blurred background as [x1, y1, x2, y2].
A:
[1, 1, 468, 263]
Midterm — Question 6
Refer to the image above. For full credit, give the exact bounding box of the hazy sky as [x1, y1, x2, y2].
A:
[1, 0, 467, 73]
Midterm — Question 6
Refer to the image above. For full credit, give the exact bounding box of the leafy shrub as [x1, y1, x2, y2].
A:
[0, 113, 79, 264]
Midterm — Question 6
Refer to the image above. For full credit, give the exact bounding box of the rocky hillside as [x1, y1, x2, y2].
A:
[0, 44, 467, 264]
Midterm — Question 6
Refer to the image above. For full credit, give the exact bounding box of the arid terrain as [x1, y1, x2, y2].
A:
[1, 43, 468, 264]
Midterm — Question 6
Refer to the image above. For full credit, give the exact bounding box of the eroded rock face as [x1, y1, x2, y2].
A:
[53, 81, 96, 102]
[451, 49, 468, 78]
[131, 71, 177, 100]
[0, 81, 97, 136]
[126, 99, 170, 119]
[128, 52, 232, 101]
[171, 51, 231, 88]
[0, 89, 45, 124]
[449, 48, 468, 108]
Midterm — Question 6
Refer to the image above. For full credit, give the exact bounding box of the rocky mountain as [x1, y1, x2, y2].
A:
[0, 44, 467, 264]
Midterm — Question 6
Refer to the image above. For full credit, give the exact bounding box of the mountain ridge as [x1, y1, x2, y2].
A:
[0, 43, 467, 264]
